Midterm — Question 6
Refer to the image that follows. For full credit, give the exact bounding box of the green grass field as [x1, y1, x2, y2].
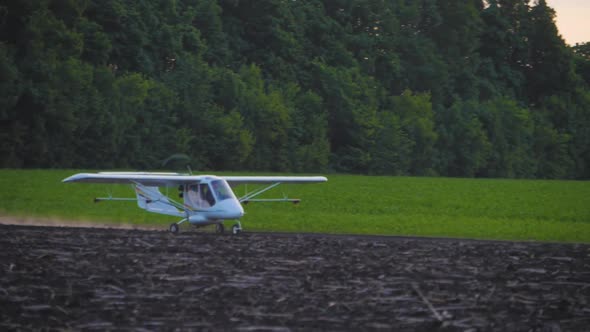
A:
[1, 169, 589, 243]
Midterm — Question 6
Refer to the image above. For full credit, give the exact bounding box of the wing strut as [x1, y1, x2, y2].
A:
[94, 196, 136, 203]
[238, 182, 301, 204]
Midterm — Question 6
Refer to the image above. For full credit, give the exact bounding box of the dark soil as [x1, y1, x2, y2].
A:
[1, 224, 589, 331]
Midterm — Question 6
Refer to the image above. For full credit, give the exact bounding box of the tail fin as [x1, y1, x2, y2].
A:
[134, 184, 183, 217]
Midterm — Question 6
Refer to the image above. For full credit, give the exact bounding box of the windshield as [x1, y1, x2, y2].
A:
[211, 180, 233, 201]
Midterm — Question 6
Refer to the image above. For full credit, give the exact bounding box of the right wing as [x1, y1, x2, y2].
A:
[220, 176, 327, 203]
[222, 176, 327, 186]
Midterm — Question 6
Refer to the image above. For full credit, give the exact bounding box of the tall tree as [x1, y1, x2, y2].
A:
[435, 100, 491, 177]
[478, 98, 535, 178]
[572, 42, 590, 87]
[390, 90, 438, 175]
[526, 0, 577, 104]
[478, 0, 526, 100]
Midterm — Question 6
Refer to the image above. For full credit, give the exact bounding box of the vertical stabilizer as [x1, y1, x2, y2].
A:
[134, 184, 183, 217]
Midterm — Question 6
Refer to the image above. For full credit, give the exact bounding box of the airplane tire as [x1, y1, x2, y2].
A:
[231, 224, 241, 235]
[215, 223, 225, 234]
[169, 223, 179, 234]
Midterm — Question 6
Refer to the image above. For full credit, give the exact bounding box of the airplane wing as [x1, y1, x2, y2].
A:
[63, 173, 328, 186]
[63, 172, 327, 206]
[220, 176, 327, 203]
[62, 172, 205, 186]
[221, 176, 327, 185]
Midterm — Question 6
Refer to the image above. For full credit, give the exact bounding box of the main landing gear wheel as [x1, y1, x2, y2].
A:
[169, 223, 179, 234]
[215, 223, 225, 234]
[231, 224, 241, 235]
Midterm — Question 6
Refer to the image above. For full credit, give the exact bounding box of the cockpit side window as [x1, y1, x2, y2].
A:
[185, 183, 215, 208]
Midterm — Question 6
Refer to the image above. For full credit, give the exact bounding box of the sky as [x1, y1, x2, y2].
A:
[546, 0, 590, 45]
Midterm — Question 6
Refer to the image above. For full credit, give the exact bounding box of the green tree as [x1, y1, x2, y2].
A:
[112, 72, 153, 167]
[1, 0, 589, 179]
[526, 0, 577, 104]
[572, 42, 590, 87]
[390, 90, 438, 175]
[531, 111, 572, 178]
[478, 97, 535, 178]
[539, 91, 590, 179]
[430, 0, 482, 102]
[478, 0, 525, 100]
[286, 87, 330, 172]
[435, 100, 491, 177]
[237, 64, 291, 171]
[0, 42, 24, 167]
[312, 60, 379, 173]
[370, 111, 412, 175]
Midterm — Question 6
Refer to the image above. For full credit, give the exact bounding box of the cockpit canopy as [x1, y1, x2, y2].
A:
[184, 179, 234, 208]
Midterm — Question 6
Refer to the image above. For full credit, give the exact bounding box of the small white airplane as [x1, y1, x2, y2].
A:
[63, 172, 327, 234]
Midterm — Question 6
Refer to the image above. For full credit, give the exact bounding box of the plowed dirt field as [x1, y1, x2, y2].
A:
[1, 224, 589, 331]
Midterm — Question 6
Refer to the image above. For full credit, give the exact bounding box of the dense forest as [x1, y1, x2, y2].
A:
[1, 0, 589, 178]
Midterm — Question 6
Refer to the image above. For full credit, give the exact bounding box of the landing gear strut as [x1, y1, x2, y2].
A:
[231, 221, 242, 235]
[215, 223, 225, 234]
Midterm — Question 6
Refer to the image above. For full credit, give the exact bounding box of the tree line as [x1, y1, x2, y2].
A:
[1, 0, 589, 179]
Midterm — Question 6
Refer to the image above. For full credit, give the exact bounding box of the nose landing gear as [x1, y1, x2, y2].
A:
[231, 220, 243, 235]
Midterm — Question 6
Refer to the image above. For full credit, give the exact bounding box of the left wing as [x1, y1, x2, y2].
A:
[62, 172, 206, 186]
